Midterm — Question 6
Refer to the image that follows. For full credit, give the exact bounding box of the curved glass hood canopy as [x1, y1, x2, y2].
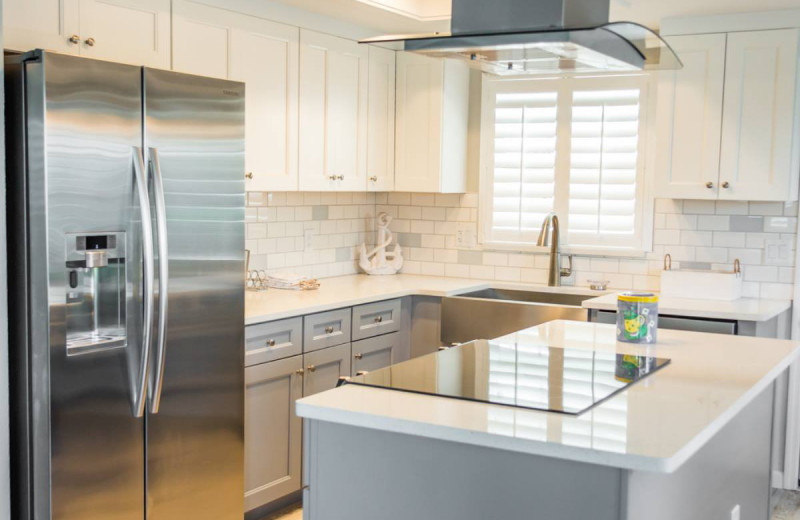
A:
[360, 0, 682, 75]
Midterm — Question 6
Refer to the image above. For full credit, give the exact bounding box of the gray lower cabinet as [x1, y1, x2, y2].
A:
[244, 355, 303, 512]
[352, 332, 402, 376]
[303, 343, 352, 396]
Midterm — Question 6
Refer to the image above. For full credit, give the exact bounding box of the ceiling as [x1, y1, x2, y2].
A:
[275, 0, 800, 33]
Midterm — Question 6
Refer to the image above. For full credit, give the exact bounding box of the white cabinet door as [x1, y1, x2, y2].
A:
[395, 52, 443, 193]
[299, 29, 368, 191]
[719, 29, 800, 201]
[655, 34, 726, 200]
[395, 53, 469, 193]
[366, 46, 396, 192]
[78, 0, 170, 68]
[230, 19, 299, 191]
[244, 356, 303, 512]
[4, 0, 80, 54]
[171, 0, 230, 79]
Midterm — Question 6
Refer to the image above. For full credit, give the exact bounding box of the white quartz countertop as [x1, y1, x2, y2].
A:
[245, 274, 603, 325]
[297, 320, 800, 473]
[582, 292, 791, 321]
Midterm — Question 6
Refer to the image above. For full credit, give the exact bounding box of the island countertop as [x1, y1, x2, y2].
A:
[296, 320, 800, 473]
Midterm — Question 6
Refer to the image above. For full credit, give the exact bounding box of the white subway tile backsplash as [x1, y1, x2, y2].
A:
[245, 192, 795, 299]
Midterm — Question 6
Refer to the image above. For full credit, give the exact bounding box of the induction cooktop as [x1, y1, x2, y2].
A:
[346, 339, 670, 416]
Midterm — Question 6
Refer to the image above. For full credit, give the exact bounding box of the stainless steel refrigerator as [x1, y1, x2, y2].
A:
[6, 50, 245, 520]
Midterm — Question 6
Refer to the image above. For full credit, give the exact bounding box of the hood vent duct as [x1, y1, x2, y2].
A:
[360, 0, 681, 75]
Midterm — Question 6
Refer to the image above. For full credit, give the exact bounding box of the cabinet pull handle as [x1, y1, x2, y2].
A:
[307, 365, 316, 372]
[369, 176, 378, 182]
[266, 339, 276, 347]
[705, 181, 714, 189]
[721, 181, 730, 189]
[295, 369, 304, 376]
[324, 326, 334, 334]
[245, 172, 254, 180]
[354, 353, 363, 360]
[68, 35, 80, 44]
[84, 37, 96, 47]
[355, 370, 369, 376]
[374, 316, 383, 323]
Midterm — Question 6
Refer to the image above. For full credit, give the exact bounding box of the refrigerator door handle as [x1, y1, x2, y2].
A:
[148, 147, 169, 414]
[132, 146, 155, 418]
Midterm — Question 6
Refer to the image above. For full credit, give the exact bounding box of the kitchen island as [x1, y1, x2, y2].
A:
[296, 320, 800, 520]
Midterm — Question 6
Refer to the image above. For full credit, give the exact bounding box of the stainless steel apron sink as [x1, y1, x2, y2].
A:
[441, 288, 592, 344]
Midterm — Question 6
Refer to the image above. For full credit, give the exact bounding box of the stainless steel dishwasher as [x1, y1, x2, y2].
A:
[441, 288, 592, 344]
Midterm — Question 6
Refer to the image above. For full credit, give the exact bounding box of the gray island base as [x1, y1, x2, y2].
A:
[297, 321, 799, 520]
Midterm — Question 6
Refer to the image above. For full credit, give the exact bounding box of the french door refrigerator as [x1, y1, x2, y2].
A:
[6, 50, 245, 520]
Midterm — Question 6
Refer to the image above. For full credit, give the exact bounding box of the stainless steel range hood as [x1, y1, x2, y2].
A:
[361, 0, 681, 75]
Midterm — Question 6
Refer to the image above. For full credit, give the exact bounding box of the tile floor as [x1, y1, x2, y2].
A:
[261, 493, 800, 520]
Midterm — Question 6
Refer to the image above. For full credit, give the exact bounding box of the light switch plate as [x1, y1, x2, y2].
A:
[456, 223, 477, 249]
[764, 238, 793, 266]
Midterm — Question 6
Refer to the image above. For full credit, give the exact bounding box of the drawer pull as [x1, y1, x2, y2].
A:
[307, 365, 316, 372]
[266, 339, 276, 347]
[355, 370, 369, 376]
[324, 326, 334, 334]
[354, 353, 363, 360]
[374, 316, 383, 323]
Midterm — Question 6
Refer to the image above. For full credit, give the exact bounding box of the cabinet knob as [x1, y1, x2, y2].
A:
[68, 35, 80, 44]
[354, 353, 363, 360]
[337, 175, 344, 181]
[374, 316, 383, 323]
[84, 37, 96, 47]
[324, 326, 334, 334]
[307, 365, 316, 372]
[328, 175, 337, 181]
[295, 369, 304, 376]
[266, 339, 276, 347]
[705, 182, 714, 189]
[721, 181, 730, 189]
[245, 172, 254, 180]
[369, 176, 378, 182]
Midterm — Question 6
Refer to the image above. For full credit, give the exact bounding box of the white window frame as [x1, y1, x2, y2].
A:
[478, 73, 656, 257]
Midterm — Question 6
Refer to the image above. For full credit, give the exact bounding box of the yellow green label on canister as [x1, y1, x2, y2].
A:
[617, 292, 658, 344]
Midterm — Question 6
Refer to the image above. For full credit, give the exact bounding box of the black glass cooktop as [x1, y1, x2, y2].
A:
[346, 339, 670, 416]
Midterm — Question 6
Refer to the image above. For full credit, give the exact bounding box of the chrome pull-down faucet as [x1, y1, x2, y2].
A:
[537, 213, 573, 287]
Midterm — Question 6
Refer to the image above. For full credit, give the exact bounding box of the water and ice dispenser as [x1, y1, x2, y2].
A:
[65, 232, 127, 356]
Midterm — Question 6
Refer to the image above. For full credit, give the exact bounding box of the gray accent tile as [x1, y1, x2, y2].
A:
[729, 216, 763, 232]
[679, 261, 712, 270]
[312, 205, 329, 221]
[397, 233, 421, 247]
[335, 247, 352, 262]
[457, 250, 484, 265]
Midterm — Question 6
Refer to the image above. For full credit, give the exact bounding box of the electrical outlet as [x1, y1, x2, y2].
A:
[764, 238, 793, 266]
[304, 229, 314, 252]
[456, 224, 477, 249]
[730, 504, 740, 520]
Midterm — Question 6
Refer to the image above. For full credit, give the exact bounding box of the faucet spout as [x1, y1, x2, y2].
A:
[537, 213, 572, 287]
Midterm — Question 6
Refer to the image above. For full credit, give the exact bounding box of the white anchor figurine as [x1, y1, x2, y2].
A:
[359, 212, 404, 275]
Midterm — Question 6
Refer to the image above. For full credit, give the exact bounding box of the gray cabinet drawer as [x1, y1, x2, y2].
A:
[245, 317, 303, 366]
[303, 308, 351, 352]
[351, 298, 402, 341]
[352, 332, 402, 376]
[303, 343, 351, 397]
[595, 310, 737, 335]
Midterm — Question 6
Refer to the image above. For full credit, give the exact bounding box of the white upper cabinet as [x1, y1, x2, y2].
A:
[655, 34, 726, 200]
[395, 52, 469, 193]
[299, 30, 369, 191]
[4, 0, 169, 68]
[172, 0, 300, 191]
[4, 0, 80, 54]
[719, 29, 800, 201]
[366, 46, 396, 192]
[78, 0, 170, 68]
[657, 27, 800, 201]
